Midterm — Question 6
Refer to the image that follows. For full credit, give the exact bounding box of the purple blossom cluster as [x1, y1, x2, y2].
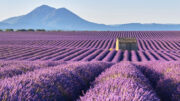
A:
[79, 62, 160, 101]
[0, 61, 111, 101]
[0, 60, 66, 79]
[136, 61, 180, 101]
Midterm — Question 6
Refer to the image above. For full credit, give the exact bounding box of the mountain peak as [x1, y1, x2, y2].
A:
[38, 5, 54, 9]
[29, 5, 55, 14]
[56, 7, 71, 12]
[33, 5, 71, 14]
[28, 5, 56, 15]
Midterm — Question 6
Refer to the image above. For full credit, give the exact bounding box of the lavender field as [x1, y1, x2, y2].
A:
[0, 31, 180, 62]
[0, 31, 179, 101]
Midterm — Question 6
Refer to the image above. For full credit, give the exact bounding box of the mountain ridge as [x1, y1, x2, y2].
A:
[0, 5, 180, 31]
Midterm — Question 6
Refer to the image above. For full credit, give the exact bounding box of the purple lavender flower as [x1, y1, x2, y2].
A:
[0, 61, 111, 101]
[79, 62, 160, 101]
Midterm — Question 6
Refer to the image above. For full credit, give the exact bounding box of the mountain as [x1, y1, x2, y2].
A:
[1, 5, 109, 30]
[0, 5, 180, 31]
[111, 23, 180, 31]
[0, 22, 12, 29]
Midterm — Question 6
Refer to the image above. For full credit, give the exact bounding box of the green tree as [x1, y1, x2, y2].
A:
[36, 29, 46, 32]
[28, 29, 35, 31]
[5, 29, 14, 32]
[16, 29, 27, 32]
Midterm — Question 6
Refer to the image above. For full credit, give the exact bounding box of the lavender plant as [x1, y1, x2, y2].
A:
[136, 61, 180, 101]
[0, 62, 111, 101]
[79, 62, 160, 101]
[0, 61, 66, 79]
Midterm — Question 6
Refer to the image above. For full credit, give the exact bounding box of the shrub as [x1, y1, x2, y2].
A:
[16, 29, 27, 32]
[36, 29, 46, 32]
[5, 29, 14, 32]
[28, 29, 35, 31]
[57, 30, 62, 32]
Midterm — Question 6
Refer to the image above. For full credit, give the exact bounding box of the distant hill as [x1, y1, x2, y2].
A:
[111, 23, 180, 31]
[0, 5, 180, 31]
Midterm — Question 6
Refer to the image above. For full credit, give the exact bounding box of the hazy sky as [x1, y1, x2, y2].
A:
[0, 0, 180, 24]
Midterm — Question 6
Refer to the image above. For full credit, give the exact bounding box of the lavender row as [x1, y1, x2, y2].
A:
[0, 62, 112, 101]
[0, 31, 180, 40]
[135, 61, 180, 101]
[79, 62, 160, 101]
[0, 46, 180, 62]
[0, 39, 179, 50]
[0, 61, 66, 79]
